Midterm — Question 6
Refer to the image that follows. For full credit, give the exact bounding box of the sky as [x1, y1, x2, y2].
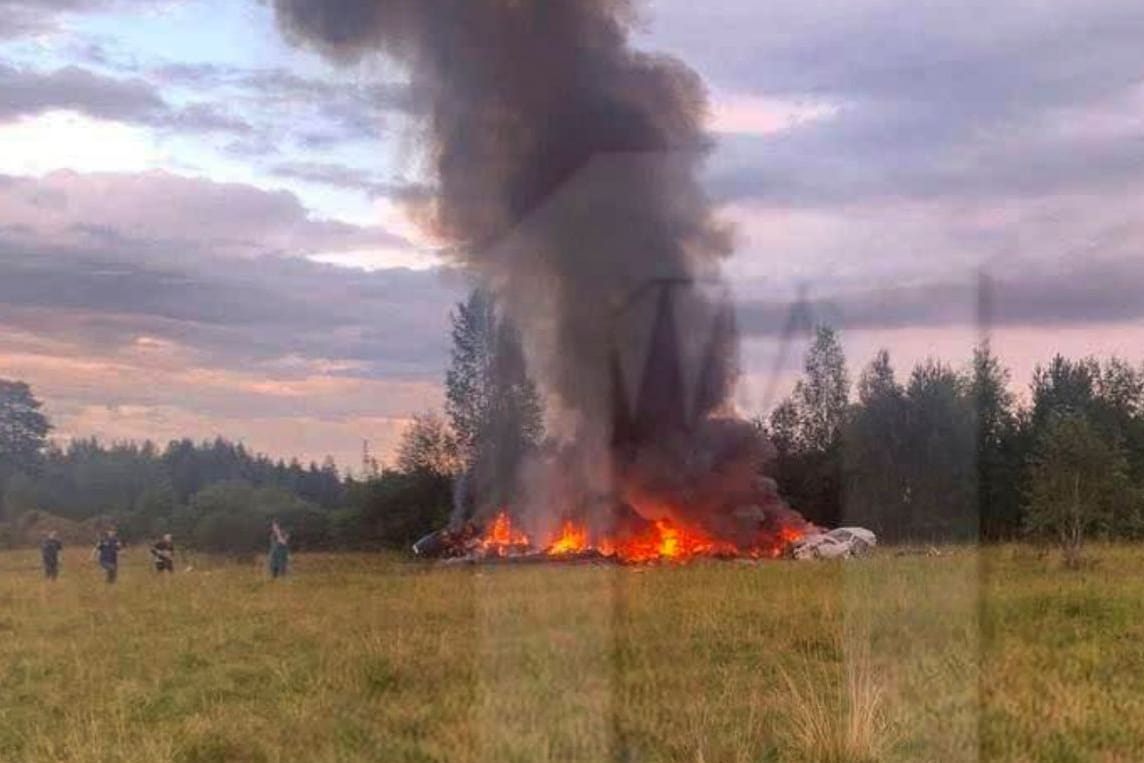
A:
[1, 0, 1143, 471]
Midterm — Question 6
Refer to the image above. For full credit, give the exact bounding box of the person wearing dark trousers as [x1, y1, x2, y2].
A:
[92, 529, 122, 584]
[268, 520, 290, 579]
[41, 531, 63, 580]
[150, 534, 175, 573]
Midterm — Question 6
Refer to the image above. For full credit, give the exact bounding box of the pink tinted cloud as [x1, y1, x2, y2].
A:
[0, 332, 444, 468]
[0, 170, 410, 257]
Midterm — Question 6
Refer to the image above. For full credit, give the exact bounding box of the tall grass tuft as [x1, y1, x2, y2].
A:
[779, 645, 891, 763]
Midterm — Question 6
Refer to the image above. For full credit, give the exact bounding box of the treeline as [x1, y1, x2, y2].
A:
[767, 328, 1144, 554]
[7, 300, 1141, 558]
[0, 434, 454, 553]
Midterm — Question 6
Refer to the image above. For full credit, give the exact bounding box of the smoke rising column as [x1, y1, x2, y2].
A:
[273, 0, 741, 524]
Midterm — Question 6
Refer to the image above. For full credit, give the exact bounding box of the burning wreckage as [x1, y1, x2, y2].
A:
[272, 0, 874, 565]
[406, 281, 878, 565]
[411, 285, 840, 566]
[415, 513, 876, 565]
[415, 511, 877, 564]
[408, 283, 877, 565]
[415, 479, 814, 565]
[415, 508, 814, 565]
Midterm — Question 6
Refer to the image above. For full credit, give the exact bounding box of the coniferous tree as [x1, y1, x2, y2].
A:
[901, 360, 977, 539]
[1093, 358, 1144, 485]
[844, 350, 907, 535]
[444, 288, 543, 515]
[1030, 355, 1099, 430]
[0, 379, 51, 517]
[972, 343, 1023, 540]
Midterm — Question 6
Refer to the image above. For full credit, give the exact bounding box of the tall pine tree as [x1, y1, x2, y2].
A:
[844, 350, 907, 535]
[972, 342, 1022, 539]
[445, 289, 543, 515]
[0, 379, 51, 519]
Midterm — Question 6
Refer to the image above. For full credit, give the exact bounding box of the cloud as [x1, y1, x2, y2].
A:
[0, 343, 438, 469]
[654, 0, 1144, 108]
[0, 169, 463, 463]
[163, 102, 251, 134]
[0, 64, 164, 122]
[0, 169, 452, 374]
[0, 0, 112, 38]
[707, 93, 1144, 206]
[633, 0, 1144, 356]
[270, 161, 429, 200]
[153, 64, 415, 111]
[0, 252, 458, 465]
[0, 170, 409, 257]
[0, 63, 250, 134]
[638, 0, 1144, 207]
[1, 59, 421, 159]
[707, 93, 840, 136]
[736, 257, 1144, 338]
[0, 169, 456, 466]
[149, 63, 418, 149]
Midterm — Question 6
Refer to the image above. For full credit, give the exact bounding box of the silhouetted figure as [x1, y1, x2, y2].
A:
[41, 531, 63, 580]
[268, 521, 290, 579]
[93, 529, 122, 584]
[150, 534, 175, 573]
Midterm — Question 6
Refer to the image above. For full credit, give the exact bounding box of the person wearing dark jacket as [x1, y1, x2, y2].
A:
[41, 531, 63, 580]
[92, 529, 123, 584]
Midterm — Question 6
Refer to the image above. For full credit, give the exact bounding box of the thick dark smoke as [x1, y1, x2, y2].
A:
[274, 0, 797, 542]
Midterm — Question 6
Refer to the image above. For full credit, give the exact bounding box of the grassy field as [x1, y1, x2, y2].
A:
[2, 545, 1144, 763]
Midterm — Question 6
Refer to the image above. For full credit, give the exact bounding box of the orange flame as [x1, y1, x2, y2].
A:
[478, 511, 531, 556]
[545, 517, 749, 563]
[547, 520, 590, 555]
[477, 509, 807, 563]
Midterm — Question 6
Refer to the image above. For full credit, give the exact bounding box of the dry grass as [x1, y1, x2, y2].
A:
[779, 642, 890, 763]
[1, 545, 1144, 762]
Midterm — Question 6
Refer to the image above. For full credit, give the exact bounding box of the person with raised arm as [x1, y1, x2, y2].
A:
[268, 520, 290, 579]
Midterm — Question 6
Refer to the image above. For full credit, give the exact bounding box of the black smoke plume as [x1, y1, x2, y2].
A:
[274, 0, 797, 542]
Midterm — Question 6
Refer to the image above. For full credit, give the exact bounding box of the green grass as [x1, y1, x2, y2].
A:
[2, 545, 1144, 762]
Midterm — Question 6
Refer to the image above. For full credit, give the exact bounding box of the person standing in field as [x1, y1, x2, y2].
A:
[41, 530, 63, 580]
[92, 529, 123, 584]
[150, 533, 175, 574]
[268, 520, 290, 579]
